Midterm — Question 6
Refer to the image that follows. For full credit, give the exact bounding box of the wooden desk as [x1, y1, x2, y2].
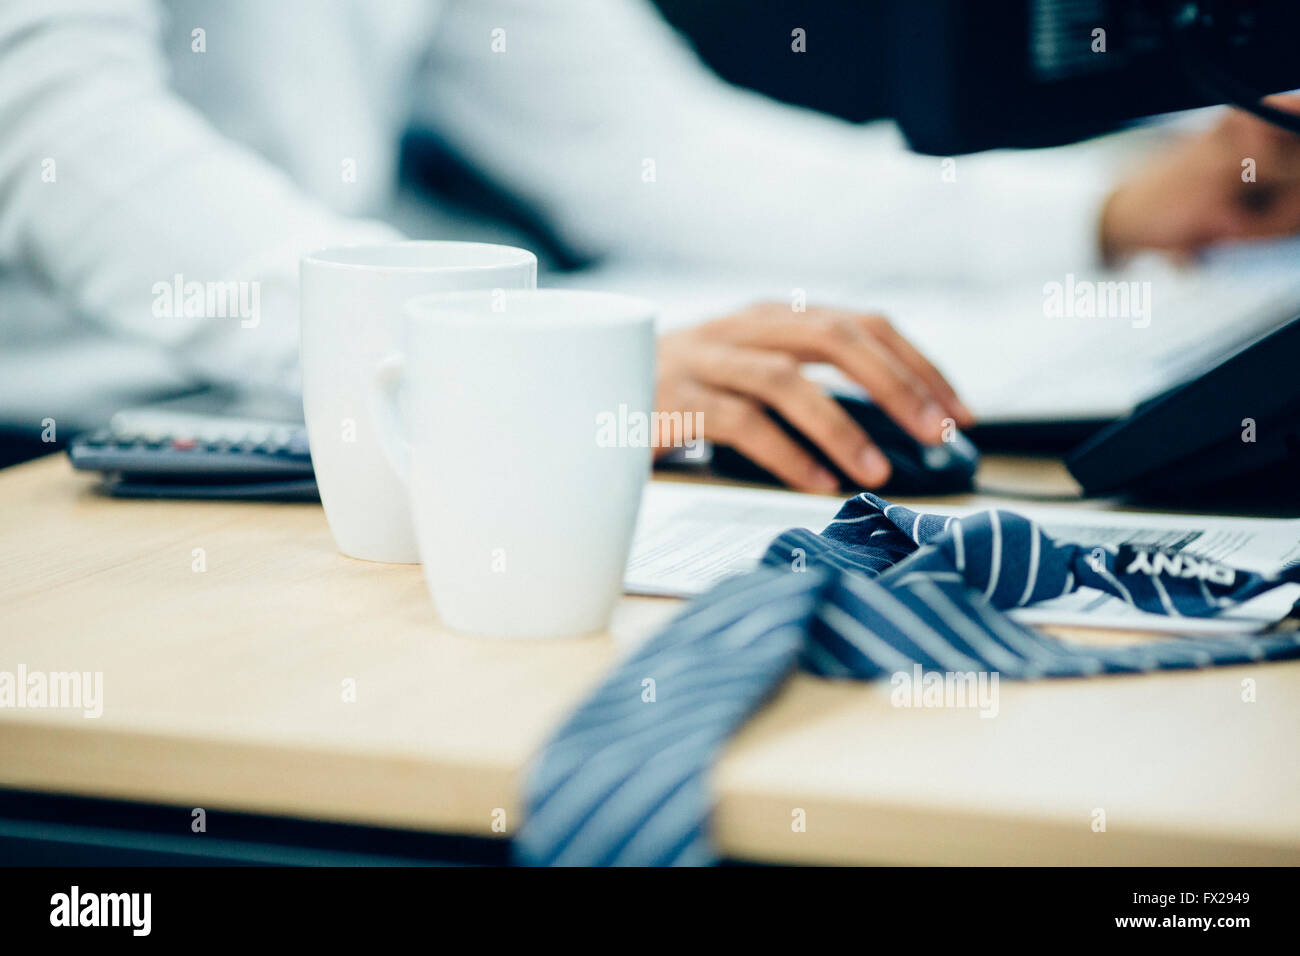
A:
[1, 455, 1297, 864]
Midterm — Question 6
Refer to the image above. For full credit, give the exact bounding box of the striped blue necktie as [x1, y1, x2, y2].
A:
[516, 493, 1300, 866]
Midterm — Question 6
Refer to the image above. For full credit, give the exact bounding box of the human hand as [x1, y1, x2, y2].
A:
[654, 303, 973, 493]
[1101, 96, 1300, 262]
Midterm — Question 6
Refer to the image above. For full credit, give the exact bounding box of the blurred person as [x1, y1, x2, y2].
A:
[2, 0, 1299, 487]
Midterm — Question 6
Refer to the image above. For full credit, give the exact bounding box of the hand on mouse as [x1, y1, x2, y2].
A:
[1101, 95, 1300, 263]
[654, 303, 974, 493]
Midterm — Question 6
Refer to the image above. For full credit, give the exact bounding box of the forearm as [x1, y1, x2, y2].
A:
[420, 0, 1113, 282]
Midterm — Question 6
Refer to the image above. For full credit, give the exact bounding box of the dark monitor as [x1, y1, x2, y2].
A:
[889, 0, 1300, 154]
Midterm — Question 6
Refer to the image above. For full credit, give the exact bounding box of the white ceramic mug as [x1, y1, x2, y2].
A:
[372, 289, 656, 638]
[300, 241, 536, 562]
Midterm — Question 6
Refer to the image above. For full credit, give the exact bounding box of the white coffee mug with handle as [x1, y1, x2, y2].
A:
[300, 241, 536, 563]
[372, 289, 657, 638]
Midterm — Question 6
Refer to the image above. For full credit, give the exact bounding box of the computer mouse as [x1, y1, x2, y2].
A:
[710, 393, 980, 495]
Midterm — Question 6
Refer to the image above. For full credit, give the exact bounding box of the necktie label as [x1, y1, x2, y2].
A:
[1116, 545, 1239, 588]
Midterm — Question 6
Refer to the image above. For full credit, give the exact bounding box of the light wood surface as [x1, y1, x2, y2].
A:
[1, 454, 1297, 864]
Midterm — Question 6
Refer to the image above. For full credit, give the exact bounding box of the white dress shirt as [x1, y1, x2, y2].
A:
[0, 0, 1117, 430]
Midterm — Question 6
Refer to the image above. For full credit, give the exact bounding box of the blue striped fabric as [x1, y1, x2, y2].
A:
[515, 493, 1300, 866]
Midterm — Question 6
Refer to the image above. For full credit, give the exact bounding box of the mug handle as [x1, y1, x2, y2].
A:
[370, 351, 411, 485]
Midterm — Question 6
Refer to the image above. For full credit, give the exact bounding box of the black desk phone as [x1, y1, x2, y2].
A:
[1068, 313, 1300, 501]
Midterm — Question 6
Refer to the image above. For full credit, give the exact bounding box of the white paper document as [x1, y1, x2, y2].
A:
[625, 483, 1300, 634]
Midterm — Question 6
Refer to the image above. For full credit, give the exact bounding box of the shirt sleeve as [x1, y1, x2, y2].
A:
[0, 0, 402, 395]
[416, 0, 1114, 282]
